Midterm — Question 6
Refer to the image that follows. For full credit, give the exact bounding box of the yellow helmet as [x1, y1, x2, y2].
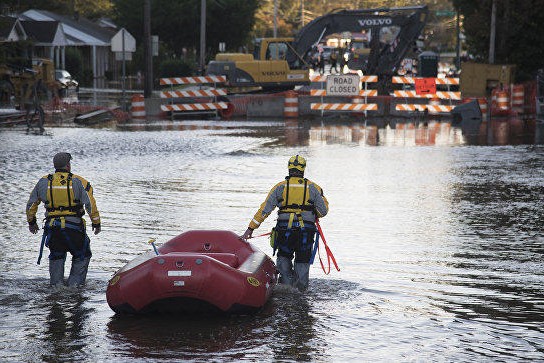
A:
[288, 155, 306, 172]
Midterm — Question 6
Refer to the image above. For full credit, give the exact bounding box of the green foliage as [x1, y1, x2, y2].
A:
[453, 0, 544, 80]
[157, 58, 196, 78]
[112, 0, 259, 57]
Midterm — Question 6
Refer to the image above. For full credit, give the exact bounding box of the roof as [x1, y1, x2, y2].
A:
[0, 15, 26, 42]
[20, 20, 67, 46]
[20, 9, 115, 46]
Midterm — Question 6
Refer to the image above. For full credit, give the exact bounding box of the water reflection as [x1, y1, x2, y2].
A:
[105, 286, 323, 361]
[41, 292, 92, 362]
[116, 117, 541, 146]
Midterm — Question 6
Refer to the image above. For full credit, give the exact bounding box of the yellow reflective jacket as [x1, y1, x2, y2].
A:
[26, 172, 100, 225]
[248, 176, 328, 230]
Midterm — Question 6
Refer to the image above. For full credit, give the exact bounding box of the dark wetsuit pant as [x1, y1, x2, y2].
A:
[47, 225, 91, 287]
[274, 222, 316, 292]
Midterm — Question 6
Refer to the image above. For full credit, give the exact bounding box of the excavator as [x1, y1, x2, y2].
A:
[0, 57, 57, 133]
[206, 5, 428, 94]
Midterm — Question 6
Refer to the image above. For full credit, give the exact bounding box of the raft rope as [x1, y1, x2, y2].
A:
[315, 218, 340, 275]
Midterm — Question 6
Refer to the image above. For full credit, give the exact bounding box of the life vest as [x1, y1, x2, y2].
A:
[45, 172, 84, 218]
[278, 176, 314, 215]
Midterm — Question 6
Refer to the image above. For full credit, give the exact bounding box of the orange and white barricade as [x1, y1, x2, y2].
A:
[392, 76, 459, 114]
[510, 84, 524, 114]
[159, 75, 230, 118]
[131, 94, 146, 120]
[309, 74, 378, 114]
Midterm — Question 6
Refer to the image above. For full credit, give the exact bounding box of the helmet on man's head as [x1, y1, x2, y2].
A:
[288, 155, 306, 172]
[53, 152, 72, 170]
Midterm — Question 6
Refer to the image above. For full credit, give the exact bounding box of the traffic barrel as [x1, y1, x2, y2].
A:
[511, 84, 524, 114]
[131, 94, 146, 120]
[284, 90, 299, 118]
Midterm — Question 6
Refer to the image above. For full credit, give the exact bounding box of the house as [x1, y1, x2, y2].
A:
[19, 10, 134, 89]
[20, 20, 68, 68]
[0, 15, 26, 42]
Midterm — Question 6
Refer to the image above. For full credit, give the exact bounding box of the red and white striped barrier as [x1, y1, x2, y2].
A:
[311, 103, 378, 111]
[284, 91, 299, 118]
[160, 75, 230, 117]
[310, 74, 379, 114]
[161, 103, 228, 112]
[159, 76, 227, 85]
[392, 90, 460, 100]
[131, 94, 146, 119]
[510, 84, 524, 113]
[395, 104, 454, 114]
[392, 76, 459, 85]
[160, 89, 227, 98]
[310, 75, 378, 83]
[311, 89, 378, 97]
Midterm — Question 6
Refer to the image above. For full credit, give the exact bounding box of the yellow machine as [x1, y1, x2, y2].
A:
[460, 62, 516, 97]
[0, 58, 57, 108]
[206, 38, 310, 92]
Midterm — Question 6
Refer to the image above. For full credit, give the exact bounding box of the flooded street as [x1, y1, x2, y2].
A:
[1, 120, 543, 361]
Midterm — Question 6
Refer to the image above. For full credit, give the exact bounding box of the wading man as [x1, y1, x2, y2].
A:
[241, 155, 328, 292]
[26, 152, 101, 288]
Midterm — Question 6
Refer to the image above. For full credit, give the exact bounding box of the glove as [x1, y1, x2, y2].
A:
[29, 222, 39, 234]
[240, 227, 253, 241]
[92, 223, 101, 235]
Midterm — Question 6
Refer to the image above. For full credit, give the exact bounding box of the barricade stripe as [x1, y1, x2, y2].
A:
[161, 102, 228, 111]
[392, 76, 459, 85]
[160, 89, 227, 98]
[310, 89, 378, 96]
[311, 103, 378, 111]
[395, 104, 454, 113]
[159, 76, 226, 85]
[392, 90, 461, 100]
[310, 75, 378, 83]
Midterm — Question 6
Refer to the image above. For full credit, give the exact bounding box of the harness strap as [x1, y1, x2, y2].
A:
[39, 218, 89, 262]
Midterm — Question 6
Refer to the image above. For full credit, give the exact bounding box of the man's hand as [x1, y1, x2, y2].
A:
[240, 228, 253, 241]
[29, 222, 39, 234]
[92, 223, 101, 235]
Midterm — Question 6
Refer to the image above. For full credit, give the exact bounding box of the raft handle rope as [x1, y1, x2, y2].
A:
[315, 218, 340, 275]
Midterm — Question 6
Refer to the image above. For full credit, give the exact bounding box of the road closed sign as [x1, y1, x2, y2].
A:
[326, 74, 360, 96]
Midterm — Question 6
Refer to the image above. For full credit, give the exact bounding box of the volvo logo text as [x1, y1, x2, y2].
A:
[358, 18, 393, 26]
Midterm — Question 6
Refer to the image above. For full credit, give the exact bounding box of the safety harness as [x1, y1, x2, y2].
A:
[37, 172, 88, 264]
[272, 177, 317, 256]
[45, 172, 84, 217]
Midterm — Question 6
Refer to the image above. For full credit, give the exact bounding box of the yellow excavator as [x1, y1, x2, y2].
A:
[206, 6, 429, 94]
[0, 58, 58, 133]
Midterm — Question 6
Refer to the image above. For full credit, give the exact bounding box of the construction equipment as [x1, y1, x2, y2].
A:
[206, 5, 428, 94]
[0, 58, 58, 133]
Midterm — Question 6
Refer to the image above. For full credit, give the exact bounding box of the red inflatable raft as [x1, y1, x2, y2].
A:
[106, 230, 278, 314]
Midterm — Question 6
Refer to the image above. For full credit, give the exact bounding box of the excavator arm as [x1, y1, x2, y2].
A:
[288, 6, 428, 77]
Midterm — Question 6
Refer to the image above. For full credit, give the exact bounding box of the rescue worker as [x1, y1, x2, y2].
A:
[26, 152, 101, 288]
[241, 155, 328, 292]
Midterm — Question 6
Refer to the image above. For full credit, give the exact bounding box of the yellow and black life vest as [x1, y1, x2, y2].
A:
[45, 172, 84, 218]
[278, 176, 314, 215]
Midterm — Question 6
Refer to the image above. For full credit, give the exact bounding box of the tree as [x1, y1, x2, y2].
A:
[453, 0, 544, 80]
[112, 0, 259, 57]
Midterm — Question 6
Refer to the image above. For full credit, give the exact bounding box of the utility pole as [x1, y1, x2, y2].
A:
[143, 0, 153, 98]
[455, 7, 460, 71]
[488, 0, 496, 64]
[199, 0, 206, 75]
[273, 0, 277, 37]
[300, 0, 304, 27]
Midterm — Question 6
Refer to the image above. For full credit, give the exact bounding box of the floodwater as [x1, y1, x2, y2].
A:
[1, 119, 543, 362]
